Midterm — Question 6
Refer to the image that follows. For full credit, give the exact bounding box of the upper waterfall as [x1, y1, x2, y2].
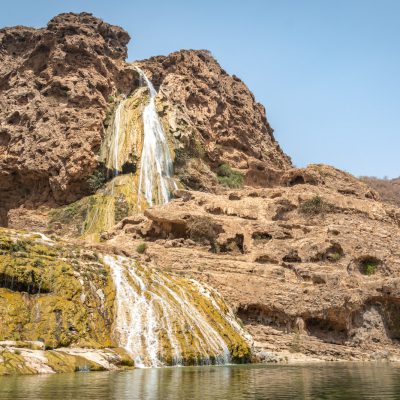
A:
[109, 99, 125, 177]
[135, 67, 177, 207]
[80, 68, 178, 240]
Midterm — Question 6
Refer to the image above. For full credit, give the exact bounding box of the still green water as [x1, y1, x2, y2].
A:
[1, 363, 400, 400]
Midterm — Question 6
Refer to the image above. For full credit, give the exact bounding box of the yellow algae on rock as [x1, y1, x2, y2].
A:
[105, 255, 251, 367]
[0, 227, 252, 374]
[45, 351, 105, 373]
[0, 228, 115, 349]
[100, 90, 147, 174]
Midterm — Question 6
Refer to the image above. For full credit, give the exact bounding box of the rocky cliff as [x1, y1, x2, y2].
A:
[104, 164, 400, 362]
[1, 12, 400, 373]
[136, 50, 291, 191]
[0, 13, 133, 225]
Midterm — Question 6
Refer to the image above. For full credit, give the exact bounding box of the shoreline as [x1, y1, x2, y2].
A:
[1, 341, 400, 377]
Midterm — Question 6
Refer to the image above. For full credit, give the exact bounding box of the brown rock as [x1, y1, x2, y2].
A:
[136, 50, 292, 189]
[0, 13, 135, 223]
[106, 166, 400, 360]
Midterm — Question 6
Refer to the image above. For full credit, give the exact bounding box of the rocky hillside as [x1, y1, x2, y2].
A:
[360, 177, 400, 207]
[106, 165, 400, 362]
[136, 50, 291, 191]
[1, 12, 400, 372]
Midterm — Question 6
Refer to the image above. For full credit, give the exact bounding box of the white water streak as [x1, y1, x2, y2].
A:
[105, 255, 240, 368]
[135, 67, 177, 207]
[109, 100, 125, 176]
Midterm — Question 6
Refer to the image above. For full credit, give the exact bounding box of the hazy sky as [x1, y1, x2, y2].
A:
[1, 0, 399, 178]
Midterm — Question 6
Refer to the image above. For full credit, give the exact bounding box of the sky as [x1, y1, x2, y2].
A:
[1, 0, 399, 178]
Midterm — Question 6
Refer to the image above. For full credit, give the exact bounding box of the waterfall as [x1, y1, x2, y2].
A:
[83, 69, 178, 240]
[111, 100, 123, 176]
[105, 98, 127, 176]
[135, 67, 177, 207]
[104, 255, 250, 368]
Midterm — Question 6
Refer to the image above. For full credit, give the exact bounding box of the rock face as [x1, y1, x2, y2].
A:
[106, 164, 400, 361]
[0, 13, 134, 225]
[136, 50, 291, 191]
[1, 14, 291, 227]
[0, 228, 115, 349]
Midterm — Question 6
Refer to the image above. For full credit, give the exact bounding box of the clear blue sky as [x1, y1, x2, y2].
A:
[2, 0, 399, 178]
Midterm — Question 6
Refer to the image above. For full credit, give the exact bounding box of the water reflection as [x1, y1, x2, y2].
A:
[1, 363, 400, 400]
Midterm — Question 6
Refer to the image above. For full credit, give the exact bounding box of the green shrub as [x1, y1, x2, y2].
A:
[216, 164, 244, 188]
[174, 136, 205, 166]
[47, 201, 90, 236]
[136, 243, 148, 254]
[298, 196, 332, 216]
[360, 258, 379, 275]
[49, 201, 88, 225]
[328, 252, 342, 262]
[174, 148, 188, 166]
[114, 194, 130, 222]
[9, 240, 28, 253]
[61, 265, 72, 274]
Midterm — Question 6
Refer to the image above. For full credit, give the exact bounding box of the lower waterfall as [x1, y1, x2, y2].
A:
[104, 255, 251, 367]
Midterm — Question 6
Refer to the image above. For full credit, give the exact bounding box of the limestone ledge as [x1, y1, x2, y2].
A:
[0, 341, 133, 375]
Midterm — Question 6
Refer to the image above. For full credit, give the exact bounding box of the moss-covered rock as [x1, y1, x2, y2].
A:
[0, 228, 252, 374]
[45, 351, 105, 373]
[0, 350, 36, 375]
[0, 228, 115, 349]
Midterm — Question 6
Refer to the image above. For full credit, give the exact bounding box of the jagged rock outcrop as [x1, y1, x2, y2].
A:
[1, 14, 291, 226]
[136, 50, 291, 191]
[281, 164, 379, 200]
[0, 13, 135, 225]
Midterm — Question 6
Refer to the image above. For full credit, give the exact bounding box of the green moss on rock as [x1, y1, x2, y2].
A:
[0, 228, 115, 349]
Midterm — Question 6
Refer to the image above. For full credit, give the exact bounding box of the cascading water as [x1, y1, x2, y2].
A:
[83, 69, 178, 240]
[135, 67, 177, 207]
[110, 100, 124, 176]
[104, 255, 251, 368]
